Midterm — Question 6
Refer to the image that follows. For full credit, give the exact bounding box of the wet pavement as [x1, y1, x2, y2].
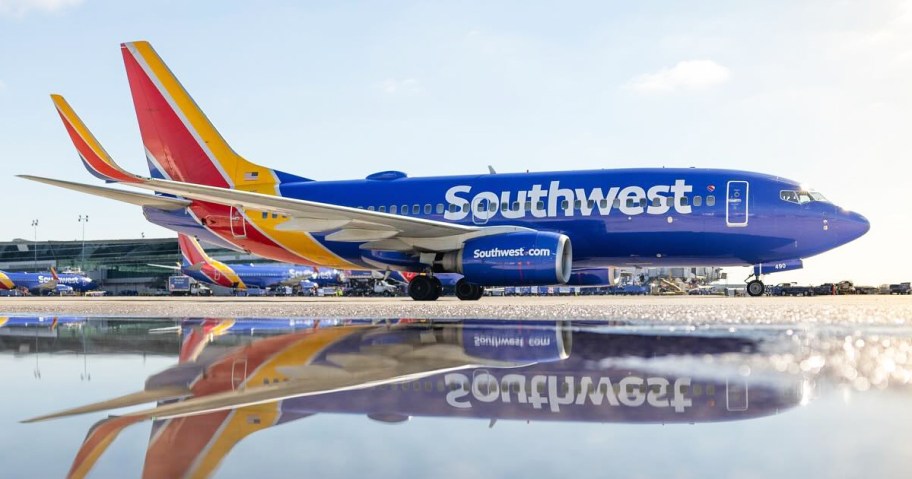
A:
[1, 304, 910, 478]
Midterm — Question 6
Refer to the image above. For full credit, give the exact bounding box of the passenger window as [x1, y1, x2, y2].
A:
[679, 196, 689, 207]
[706, 195, 715, 207]
[412, 204, 420, 214]
[512, 201, 519, 211]
[261, 211, 268, 219]
[651, 197, 661, 207]
[424, 204, 431, 214]
[401, 204, 408, 215]
[436, 204, 444, 214]
[378, 206, 386, 213]
[488, 202, 496, 212]
[462, 203, 469, 213]
[536, 201, 545, 210]
[613, 199, 620, 208]
[599, 199, 608, 208]
[367, 206, 375, 211]
[390, 205, 398, 214]
[587, 200, 595, 209]
[693, 196, 702, 207]
[574, 200, 582, 210]
[561, 200, 569, 209]
[448, 204, 457, 213]
[272, 213, 278, 219]
[626, 199, 635, 208]
[525, 201, 532, 211]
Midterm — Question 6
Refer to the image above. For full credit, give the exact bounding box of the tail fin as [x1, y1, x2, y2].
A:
[120, 41, 310, 192]
[177, 234, 211, 268]
[50, 95, 143, 184]
[0, 271, 14, 290]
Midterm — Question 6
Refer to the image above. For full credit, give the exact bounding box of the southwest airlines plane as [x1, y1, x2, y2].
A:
[21, 41, 870, 301]
[0, 268, 96, 295]
[151, 233, 346, 291]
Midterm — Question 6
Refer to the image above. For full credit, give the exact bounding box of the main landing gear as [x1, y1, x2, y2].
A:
[408, 275, 442, 301]
[455, 278, 484, 301]
[407, 275, 485, 301]
[745, 275, 765, 297]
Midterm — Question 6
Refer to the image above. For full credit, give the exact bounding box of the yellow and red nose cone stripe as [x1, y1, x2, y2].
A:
[0, 272, 14, 290]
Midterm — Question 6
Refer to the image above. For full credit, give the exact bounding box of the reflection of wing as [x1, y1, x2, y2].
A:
[119, 344, 517, 422]
[22, 175, 531, 252]
[22, 386, 190, 423]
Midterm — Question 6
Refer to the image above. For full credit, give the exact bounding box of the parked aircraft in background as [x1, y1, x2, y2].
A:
[24, 41, 869, 301]
[149, 234, 345, 291]
[25, 319, 805, 479]
[0, 268, 95, 295]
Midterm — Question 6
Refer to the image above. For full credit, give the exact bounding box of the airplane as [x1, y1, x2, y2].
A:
[0, 267, 95, 295]
[24, 319, 806, 478]
[22, 41, 870, 301]
[150, 233, 346, 291]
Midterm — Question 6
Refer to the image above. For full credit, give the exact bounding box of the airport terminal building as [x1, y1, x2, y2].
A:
[0, 237, 258, 294]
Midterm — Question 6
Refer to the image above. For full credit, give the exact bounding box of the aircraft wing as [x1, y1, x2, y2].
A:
[21, 175, 532, 252]
[18, 176, 190, 211]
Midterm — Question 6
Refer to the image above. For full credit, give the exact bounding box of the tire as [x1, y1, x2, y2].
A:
[455, 278, 477, 301]
[747, 280, 765, 297]
[408, 275, 436, 301]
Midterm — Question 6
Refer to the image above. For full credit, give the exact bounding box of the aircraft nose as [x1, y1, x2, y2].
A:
[837, 209, 870, 242]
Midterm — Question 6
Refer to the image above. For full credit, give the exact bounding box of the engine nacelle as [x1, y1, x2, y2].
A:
[440, 232, 572, 286]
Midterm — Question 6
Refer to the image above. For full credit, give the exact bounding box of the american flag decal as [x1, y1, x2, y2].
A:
[243, 171, 259, 181]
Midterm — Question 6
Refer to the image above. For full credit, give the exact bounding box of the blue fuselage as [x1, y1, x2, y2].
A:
[145, 168, 869, 271]
[2, 271, 96, 292]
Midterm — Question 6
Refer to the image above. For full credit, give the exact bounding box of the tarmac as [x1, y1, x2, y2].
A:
[1, 295, 910, 324]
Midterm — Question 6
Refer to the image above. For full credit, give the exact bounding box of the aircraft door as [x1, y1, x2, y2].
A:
[231, 357, 248, 391]
[230, 206, 248, 238]
[725, 378, 749, 411]
[726, 181, 749, 227]
[471, 197, 494, 225]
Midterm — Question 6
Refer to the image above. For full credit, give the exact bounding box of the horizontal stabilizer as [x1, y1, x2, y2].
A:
[22, 386, 190, 423]
[18, 176, 191, 211]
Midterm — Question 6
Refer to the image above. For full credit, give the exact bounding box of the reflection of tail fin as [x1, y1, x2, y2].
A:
[0, 271, 14, 290]
[143, 404, 284, 479]
[67, 415, 145, 479]
[120, 41, 310, 191]
[50, 95, 142, 184]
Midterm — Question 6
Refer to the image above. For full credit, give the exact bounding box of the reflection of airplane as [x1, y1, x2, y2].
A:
[27, 320, 805, 479]
[24, 42, 869, 301]
[150, 233, 344, 290]
[0, 268, 95, 295]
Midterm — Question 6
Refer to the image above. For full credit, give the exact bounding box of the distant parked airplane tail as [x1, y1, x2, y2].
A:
[120, 41, 311, 191]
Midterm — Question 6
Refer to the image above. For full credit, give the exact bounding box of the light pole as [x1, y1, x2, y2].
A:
[78, 215, 89, 271]
[31, 219, 38, 271]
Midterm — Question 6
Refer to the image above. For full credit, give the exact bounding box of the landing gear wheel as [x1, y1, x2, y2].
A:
[455, 278, 483, 301]
[428, 276, 442, 301]
[746, 280, 765, 297]
[409, 275, 439, 301]
[471, 285, 485, 300]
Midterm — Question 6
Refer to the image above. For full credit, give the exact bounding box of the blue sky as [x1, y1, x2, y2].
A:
[1, 1, 910, 284]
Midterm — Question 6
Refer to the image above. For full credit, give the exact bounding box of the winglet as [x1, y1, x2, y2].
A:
[50, 266, 59, 281]
[50, 94, 142, 184]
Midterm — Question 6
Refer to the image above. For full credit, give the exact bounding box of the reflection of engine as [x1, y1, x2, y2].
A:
[439, 232, 572, 286]
[456, 322, 572, 362]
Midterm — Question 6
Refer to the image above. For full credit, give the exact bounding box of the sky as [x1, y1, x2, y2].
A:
[0, 0, 910, 285]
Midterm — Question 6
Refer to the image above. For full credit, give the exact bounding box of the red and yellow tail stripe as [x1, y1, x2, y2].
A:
[0, 272, 14, 290]
[51, 95, 141, 184]
[179, 234, 246, 288]
[121, 41, 276, 193]
[122, 41, 360, 269]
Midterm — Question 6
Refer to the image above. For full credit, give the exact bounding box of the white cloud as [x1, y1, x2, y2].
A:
[627, 60, 730, 93]
[379, 77, 421, 95]
[0, 0, 83, 18]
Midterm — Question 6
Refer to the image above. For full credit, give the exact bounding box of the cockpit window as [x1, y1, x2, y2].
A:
[780, 190, 830, 204]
